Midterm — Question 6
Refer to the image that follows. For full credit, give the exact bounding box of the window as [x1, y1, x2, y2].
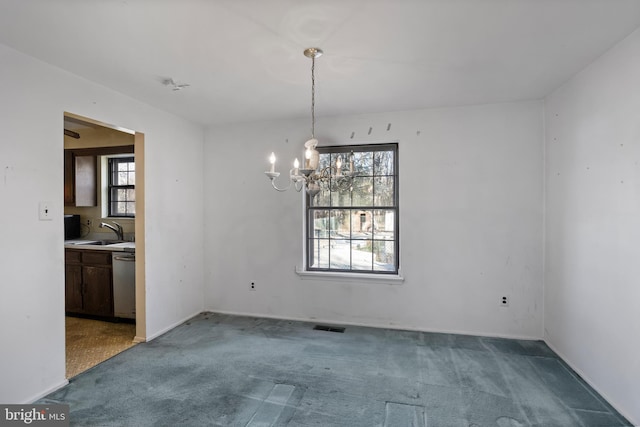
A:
[306, 143, 398, 274]
[108, 156, 135, 217]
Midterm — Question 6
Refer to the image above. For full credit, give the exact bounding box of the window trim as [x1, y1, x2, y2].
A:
[107, 156, 136, 218]
[304, 143, 399, 275]
[295, 266, 404, 284]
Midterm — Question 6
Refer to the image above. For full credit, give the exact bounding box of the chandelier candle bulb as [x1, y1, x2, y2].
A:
[293, 158, 300, 176]
[305, 147, 312, 169]
[269, 152, 276, 173]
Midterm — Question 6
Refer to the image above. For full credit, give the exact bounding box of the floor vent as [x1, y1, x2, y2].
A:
[313, 325, 345, 333]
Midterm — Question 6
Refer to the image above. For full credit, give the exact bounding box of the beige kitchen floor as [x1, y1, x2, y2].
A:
[66, 316, 136, 378]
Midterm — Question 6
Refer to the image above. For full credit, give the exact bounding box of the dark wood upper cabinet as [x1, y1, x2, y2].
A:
[75, 155, 97, 206]
[64, 151, 96, 207]
[63, 150, 76, 206]
[64, 145, 133, 207]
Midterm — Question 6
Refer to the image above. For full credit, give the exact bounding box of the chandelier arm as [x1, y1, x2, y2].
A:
[336, 177, 353, 192]
[270, 179, 292, 192]
[313, 165, 355, 192]
[265, 170, 293, 192]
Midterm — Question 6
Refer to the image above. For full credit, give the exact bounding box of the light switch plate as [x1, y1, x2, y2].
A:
[39, 201, 53, 220]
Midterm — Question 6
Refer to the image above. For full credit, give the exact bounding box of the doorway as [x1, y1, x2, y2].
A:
[63, 112, 146, 377]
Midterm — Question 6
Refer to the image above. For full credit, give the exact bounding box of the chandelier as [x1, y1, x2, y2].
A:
[265, 48, 355, 197]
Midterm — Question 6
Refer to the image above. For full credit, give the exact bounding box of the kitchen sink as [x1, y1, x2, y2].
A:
[79, 240, 126, 246]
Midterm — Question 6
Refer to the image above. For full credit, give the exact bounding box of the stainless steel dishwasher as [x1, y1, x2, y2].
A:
[112, 252, 136, 319]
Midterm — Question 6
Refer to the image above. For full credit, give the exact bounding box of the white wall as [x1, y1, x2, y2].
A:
[0, 43, 205, 403]
[205, 101, 544, 339]
[545, 29, 640, 424]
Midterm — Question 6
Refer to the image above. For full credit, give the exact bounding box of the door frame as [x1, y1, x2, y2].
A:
[64, 112, 146, 342]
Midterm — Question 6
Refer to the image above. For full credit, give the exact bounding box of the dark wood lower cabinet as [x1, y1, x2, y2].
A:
[65, 249, 113, 317]
[64, 263, 83, 313]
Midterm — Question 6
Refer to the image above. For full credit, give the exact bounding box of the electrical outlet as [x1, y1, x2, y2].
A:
[250, 282, 256, 291]
[500, 295, 509, 307]
[86, 219, 92, 227]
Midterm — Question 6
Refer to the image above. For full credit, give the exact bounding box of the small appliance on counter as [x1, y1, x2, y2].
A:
[64, 214, 81, 240]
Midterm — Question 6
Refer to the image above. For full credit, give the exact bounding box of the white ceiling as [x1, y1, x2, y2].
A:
[1, 0, 640, 127]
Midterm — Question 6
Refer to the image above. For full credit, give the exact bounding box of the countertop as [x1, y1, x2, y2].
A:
[65, 239, 136, 252]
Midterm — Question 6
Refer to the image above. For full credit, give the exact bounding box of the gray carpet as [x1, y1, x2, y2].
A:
[40, 313, 631, 426]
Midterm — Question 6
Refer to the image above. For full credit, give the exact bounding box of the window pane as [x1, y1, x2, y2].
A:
[351, 240, 373, 270]
[374, 177, 394, 206]
[352, 177, 373, 206]
[318, 153, 331, 171]
[312, 186, 330, 207]
[111, 201, 133, 216]
[372, 210, 395, 240]
[331, 209, 351, 237]
[309, 238, 330, 269]
[353, 151, 373, 176]
[373, 240, 396, 271]
[329, 241, 350, 269]
[311, 210, 330, 238]
[351, 210, 373, 236]
[330, 183, 351, 207]
[374, 150, 394, 176]
[124, 201, 135, 216]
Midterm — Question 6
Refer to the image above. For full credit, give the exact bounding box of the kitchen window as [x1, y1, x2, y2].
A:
[306, 143, 398, 274]
[108, 157, 135, 217]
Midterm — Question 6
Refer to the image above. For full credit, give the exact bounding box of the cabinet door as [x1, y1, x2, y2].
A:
[65, 264, 83, 313]
[82, 265, 113, 316]
[63, 151, 97, 207]
[75, 155, 97, 206]
[64, 150, 75, 206]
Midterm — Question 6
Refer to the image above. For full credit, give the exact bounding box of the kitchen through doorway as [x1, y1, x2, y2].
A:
[63, 112, 146, 377]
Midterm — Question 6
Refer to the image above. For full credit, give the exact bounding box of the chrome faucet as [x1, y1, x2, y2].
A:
[99, 221, 124, 241]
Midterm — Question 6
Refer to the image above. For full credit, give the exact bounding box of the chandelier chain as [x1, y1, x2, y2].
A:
[311, 54, 315, 139]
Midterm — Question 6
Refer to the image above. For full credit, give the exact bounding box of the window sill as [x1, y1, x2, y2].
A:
[295, 267, 404, 285]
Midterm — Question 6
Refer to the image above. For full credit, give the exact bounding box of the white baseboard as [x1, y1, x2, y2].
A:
[544, 339, 638, 426]
[144, 310, 202, 342]
[27, 379, 69, 403]
[205, 309, 541, 341]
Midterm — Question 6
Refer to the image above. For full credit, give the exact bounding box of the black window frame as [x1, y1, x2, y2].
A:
[305, 143, 399, 274]
[107, 156, 135, 218]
